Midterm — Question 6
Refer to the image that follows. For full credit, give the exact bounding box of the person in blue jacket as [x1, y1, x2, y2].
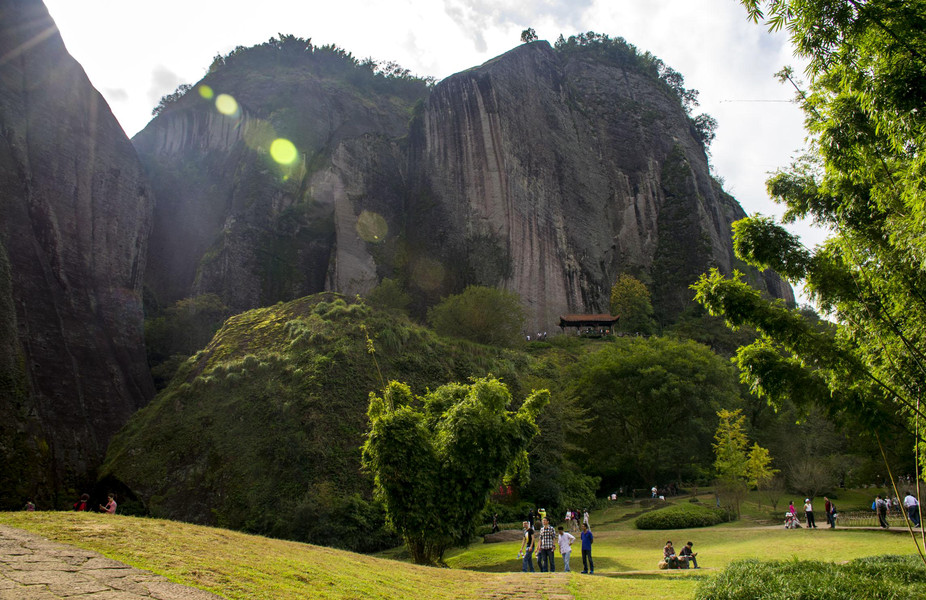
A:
[580, 522, 594, 574]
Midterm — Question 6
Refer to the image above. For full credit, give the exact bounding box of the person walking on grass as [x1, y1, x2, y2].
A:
[557, 526, 575, 572]
[537, 517, 556, 572]
[580, 522, 594, 574]
[519, 521, 535, 572]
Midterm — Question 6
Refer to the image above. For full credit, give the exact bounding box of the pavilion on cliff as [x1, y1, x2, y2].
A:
[558, 314, 620, 336]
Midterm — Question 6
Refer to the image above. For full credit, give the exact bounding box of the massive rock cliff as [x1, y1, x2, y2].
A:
[405, 41, 792, 326]
[133, 42, 429, 311]
[138, 36, 792, 331]
[0, 0, 154, 506]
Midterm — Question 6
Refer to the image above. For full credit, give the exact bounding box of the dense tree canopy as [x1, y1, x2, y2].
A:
[362, 378, 548, 564]
[568, 337, 742, 489]
[694, 0, 926, 466]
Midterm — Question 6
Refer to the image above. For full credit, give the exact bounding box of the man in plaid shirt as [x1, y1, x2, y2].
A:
[537, 517, 557, 572]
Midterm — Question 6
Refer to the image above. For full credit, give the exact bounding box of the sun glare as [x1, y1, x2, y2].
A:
[215, 94, 238, 116]
[270, 138, 298, 165]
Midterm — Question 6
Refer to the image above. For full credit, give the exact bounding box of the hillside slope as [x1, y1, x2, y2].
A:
[101, 294, 540, 550]
[0, 512, 504, 600]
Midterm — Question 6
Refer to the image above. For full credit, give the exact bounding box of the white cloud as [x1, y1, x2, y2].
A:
[147, 65, 185, 107]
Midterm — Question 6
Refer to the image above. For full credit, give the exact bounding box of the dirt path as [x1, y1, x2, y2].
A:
[476, 572, 573, 600]
[0, 524, 223, 599]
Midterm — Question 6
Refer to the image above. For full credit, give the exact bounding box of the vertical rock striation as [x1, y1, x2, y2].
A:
[138, 38, 793, 332]
[409, 41, 792, 328]
[0, 0, 153, 505]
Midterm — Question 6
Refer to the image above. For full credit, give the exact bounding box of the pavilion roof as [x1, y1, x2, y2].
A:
[558, 314, 620, 326]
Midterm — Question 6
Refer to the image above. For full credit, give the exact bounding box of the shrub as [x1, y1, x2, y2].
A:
[634, 502, 729, 530]
[696, 556, 926, 600]
[427, 285, 525, 347]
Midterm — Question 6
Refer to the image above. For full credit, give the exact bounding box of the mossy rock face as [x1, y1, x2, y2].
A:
[634, 502, 729, 529]
[102, 293, 537, 551]
[0, 242, 53, 510]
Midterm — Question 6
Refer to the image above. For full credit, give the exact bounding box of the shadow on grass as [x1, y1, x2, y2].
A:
[602, 573, 711, 581]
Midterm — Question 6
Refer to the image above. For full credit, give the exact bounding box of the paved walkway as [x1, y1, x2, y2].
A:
[0, 525, 223, 599]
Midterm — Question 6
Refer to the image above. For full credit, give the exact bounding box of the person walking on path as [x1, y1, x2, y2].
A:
[537, 517, 556, 572]
[904, 492, 920, 527]
[803, 498, 817, 528]
[580, 522, 594, 574]
[519, 521, 535, 572]
[876, 494, 890, 528]
[557, 526, 575, 572]
[824, 497, 835, 528]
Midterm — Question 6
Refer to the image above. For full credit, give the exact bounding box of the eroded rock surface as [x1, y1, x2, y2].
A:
[0, 0, 153, 505]
[138, 40, 791, 330]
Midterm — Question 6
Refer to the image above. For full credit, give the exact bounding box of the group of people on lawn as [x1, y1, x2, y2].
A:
[519, 516, 594, 574]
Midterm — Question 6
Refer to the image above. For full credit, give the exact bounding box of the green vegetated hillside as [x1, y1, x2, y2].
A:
[103, 293, 550, 551]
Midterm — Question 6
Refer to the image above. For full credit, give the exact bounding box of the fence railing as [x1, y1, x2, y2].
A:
[837, 509, 913, 528]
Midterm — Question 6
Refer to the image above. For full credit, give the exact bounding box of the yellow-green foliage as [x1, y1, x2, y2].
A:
[102, 293, 541, 552]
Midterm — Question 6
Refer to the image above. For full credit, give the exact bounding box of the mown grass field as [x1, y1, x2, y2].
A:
[1, 491, 923, 599]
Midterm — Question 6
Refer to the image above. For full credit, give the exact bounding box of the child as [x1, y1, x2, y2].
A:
[557, 526, 576, 572]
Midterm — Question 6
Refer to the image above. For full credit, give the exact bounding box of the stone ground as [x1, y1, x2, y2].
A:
[0, 525, 223, 599]
[476, 572, 572, 600]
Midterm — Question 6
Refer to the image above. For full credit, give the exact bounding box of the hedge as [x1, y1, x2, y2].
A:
[634, 502, 730, 530]
[696, 556, 926, 599]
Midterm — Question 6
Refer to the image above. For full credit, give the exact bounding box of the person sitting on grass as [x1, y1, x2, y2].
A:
[679, 541, 699, 569]
[663, 540, 679, 569]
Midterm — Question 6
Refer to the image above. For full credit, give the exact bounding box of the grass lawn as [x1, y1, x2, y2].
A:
[3, 491, 924, 600]
[445, 493, 925, 599]
[0, 512, 494, 600]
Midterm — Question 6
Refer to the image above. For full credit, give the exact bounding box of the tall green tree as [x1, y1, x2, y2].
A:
[609, 273, 655, 334]
[569, 337, 741, 489]
[713, 409, 776, 516]
[694, 0, 926, 463]
[362, 377, 548, 565]
[427, 285, 525, 347]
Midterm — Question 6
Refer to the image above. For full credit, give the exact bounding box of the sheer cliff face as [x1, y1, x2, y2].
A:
[411, 42, 792, 326]
[0, 0, 153, 504]
[133, 55, 425, 311]
[139, 40, 792, 329]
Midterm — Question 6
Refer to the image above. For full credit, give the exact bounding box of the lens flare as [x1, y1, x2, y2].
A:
[215, 94, 238, 116]
[356, 210, 388, 242]
[270, 138, 298, 165]
[198, 85, 214, 99]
